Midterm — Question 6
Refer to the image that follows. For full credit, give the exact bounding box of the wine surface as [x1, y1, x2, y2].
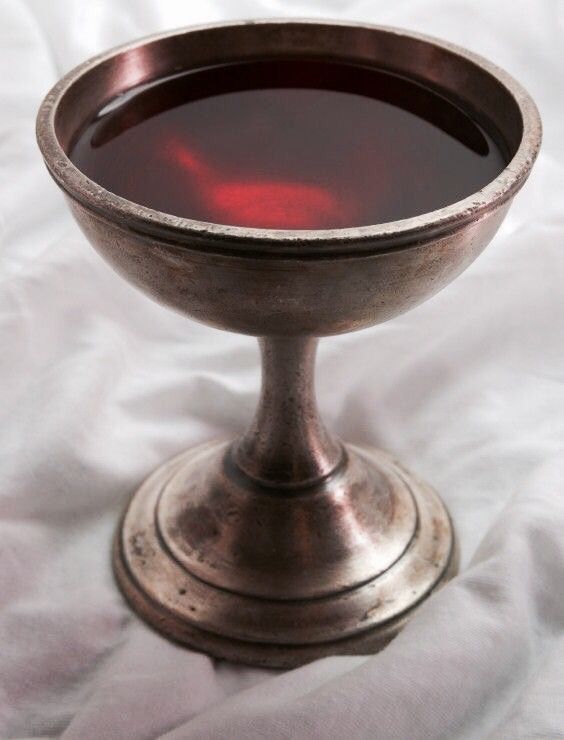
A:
[70, 59, 507, 230]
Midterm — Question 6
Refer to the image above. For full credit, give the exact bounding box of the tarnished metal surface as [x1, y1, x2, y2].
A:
[36, 20, 541, 667]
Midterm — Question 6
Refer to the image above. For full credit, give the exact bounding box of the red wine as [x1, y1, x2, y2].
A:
[70, 59, 506, 230]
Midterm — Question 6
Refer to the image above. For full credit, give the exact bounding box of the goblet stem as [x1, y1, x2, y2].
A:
[233, 336, 343, 487]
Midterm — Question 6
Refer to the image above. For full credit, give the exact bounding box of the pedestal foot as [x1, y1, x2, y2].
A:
[113, 440, 458, 668]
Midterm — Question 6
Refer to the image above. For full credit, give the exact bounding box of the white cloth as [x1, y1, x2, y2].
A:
[1, 1, 563, 738]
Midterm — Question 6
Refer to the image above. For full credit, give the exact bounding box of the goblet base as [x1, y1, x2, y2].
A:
[113, 440, 458, 668]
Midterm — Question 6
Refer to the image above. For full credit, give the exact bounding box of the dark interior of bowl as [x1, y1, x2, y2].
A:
[66, 51, 513, 229]
[54, 23, 524, 170]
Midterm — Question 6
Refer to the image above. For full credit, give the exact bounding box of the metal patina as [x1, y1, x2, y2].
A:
[37, 20, 541, 668]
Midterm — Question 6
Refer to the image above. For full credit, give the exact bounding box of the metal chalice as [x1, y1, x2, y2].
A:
[37, 20, 541, 668]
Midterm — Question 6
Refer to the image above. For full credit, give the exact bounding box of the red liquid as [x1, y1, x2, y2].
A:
[70, 59, 507, 229]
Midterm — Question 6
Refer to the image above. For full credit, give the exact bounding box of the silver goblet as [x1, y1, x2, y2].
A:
[37, 20, 541, 667]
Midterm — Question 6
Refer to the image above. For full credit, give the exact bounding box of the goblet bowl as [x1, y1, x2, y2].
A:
[37, 20, 541, 667]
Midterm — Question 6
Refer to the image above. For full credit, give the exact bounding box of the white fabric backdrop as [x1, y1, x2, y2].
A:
[1, 1, 563, 738]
